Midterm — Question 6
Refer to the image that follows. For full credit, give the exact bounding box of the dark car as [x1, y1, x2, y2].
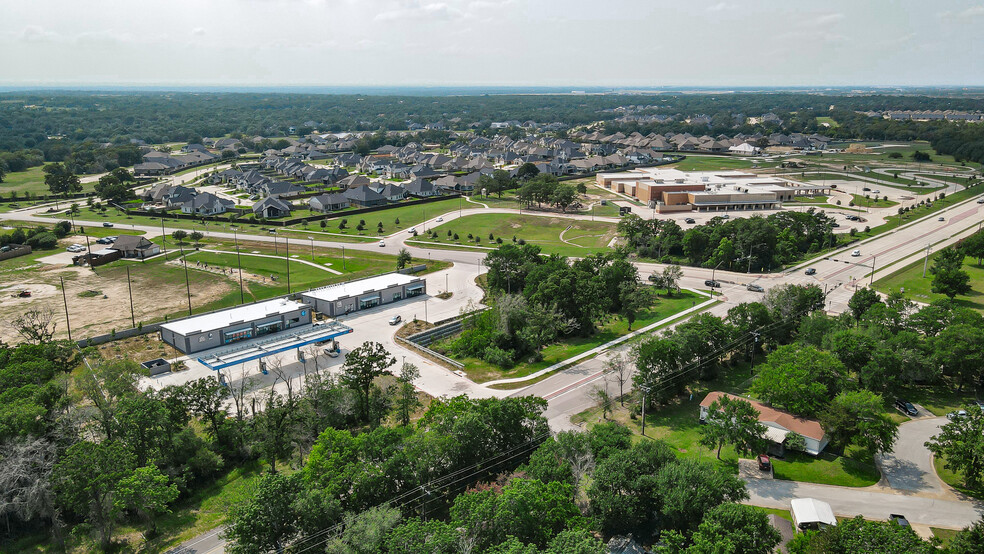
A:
[889, 514, 910, 527]
[757, 454, 772, 471]
[747, 284, 765, 292]
[895, 399, 918, 417]
[704, 279, 721, 288]
[805, 268, 817, 276]
[102, 222, 114, 228]
[684, 218, 696, 224]
[862, 187, 871, 192]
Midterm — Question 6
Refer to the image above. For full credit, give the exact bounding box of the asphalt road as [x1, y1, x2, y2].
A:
[164, 526, 225, 554]
[877, 417, 948, 496]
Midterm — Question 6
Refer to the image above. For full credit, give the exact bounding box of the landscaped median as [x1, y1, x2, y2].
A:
[428, 289, 709, 386]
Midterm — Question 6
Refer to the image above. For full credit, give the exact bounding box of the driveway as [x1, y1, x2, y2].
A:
[743, 479, 984, 528]
[876, 417, 949, 497]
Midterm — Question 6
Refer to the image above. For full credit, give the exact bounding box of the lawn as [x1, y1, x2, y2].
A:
[873, 253, 984, 312]
[788, 195, 829, 204]
[0, 166, 94, 196]
[793, 170, 946, 194]
[933, 454, 984, 500]
[571, 359, 881, 487]
[815, 116, 840, 128]
[285, 197, 463, 237]
[850, 194, 898, 208]
[932, 526, 961, 546]
[413, 213, 618, 257]
[439, 290, 703, 383]
[665, 156, 757, 171]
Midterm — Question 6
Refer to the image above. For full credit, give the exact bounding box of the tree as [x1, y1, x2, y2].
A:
[654, 458, 749, 533]
[171, 229, 188, 243]
[43, 163, 82, 197]
[10, 306, 58, 344]
[848, 287, 881, 321]
[226, 472, 302, 554]
[787, 515, 935, 554]
[396, 247, 412, 270]
[933, 324, 984, 391]
[948, 519, 984, 554]
[661, 265, 683, 295]
[576, 182, 587, 194]
[606, 353, 630, 406]
[551, 183, 579, 213]
[619, 281, 650, 330]
[393, 362, 421, 426]
[94, 174, 134, 203]
[340, 341, 396, 421]
[189, 231, 204, 243]
[821, 390, 899, 456]
[926, 405, 984, 488]
[931, 247, 972, 298]
[590, 383, 614, 420]
[0, 438, 62, 545]
[588, 440, 677, 535]
[115, 466, 178, 538]
[685, 503, 781, 554]
[53, 441, 134, 551]
[913, 150, 931, 162]
[516, 162, 540, 181]
[634, 337, 683, 406]
[699, 395, 767, 459]
[749, 344, 846, 417]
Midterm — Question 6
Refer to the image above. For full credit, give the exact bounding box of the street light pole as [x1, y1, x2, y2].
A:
[308, 236, 315, 261]
[234, 228, 244, 304]
[869, 255, 876, 286]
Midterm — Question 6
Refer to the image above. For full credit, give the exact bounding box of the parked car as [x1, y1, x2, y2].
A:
[947, 409, 968, 421]
[832, 222, 840, 227]
[889, 514, 910, 527]
[378, 240, 385, 247]
[684, 217, 696, 224]
[895, 399, 918, 416]
[96, 237, 112, 244]
[851, 249, 861, 257]
[704, 279, 721, 288]
[805, 268, 817, 276]
[757, 454, 772, 471]
[388, 315, 402, 326]
[102, 222, 114, 227]
[721, 214, 730, 219]
[746, 284, 764, 292]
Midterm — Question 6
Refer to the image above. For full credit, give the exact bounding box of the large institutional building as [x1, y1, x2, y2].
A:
[596, 168, 830, 213]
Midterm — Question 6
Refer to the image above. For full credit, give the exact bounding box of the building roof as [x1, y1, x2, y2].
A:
[302, 273, 420, 303]
[160, 298, 309, 336]
[790, 498, 837, 527]
[700, 391, 825, 441]
[111, 235, 154, 251]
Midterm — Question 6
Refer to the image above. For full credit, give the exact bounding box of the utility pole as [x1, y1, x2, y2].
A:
[160, 217, 167, 256]
[126, 266, 135, 328]
[234, 228, 244, 304]
[285, 237, 291, 294]
[869, 255, 876, 286]
[308, 236, 315, 261]
[180, 244, 192, 316]
[342, 245, 346, 271]
[922, 244, 932, 278]
[60, 276, 72, 342]
[640, 384, 651, 436]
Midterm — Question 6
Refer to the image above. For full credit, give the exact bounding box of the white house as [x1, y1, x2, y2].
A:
[729, 142, 761, 156]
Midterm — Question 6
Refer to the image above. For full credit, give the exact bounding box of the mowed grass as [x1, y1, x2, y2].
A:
[934, 454, 984, 500]
[874, 253, 984, 312]
[287, 197, 463, 237]
[414, 213, 617, 257]
[850, 194, 898, 208]
[443, 290, 702, 383]
[665, 156, 758, 171]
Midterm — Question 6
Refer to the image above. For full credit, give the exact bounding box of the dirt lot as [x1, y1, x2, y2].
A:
[0, 257, 234, 344]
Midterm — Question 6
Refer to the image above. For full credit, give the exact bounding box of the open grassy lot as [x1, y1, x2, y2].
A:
[873, 253, 984, 312]
[413, 213, 617, 257]
[850, 194, 898, 208]
[815, 116, 840, 128]
[285, 197, 463, 236]
[665, 156, 758, 171]
[438, 290, 702, 383]
[1, 166, 92, 196]
[571, 359, 881, 487]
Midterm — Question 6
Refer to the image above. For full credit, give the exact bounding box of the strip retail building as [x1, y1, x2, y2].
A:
[301, 273, 426, 317]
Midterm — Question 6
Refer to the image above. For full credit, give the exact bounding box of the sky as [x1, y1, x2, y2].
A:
[1, 0, 982, 88]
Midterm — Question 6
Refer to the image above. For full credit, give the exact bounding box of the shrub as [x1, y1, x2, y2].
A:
[483, 346, 515, 368]
[453, 233, 459, 240]
[488, 232, 494, 241]
[53, 220, 71, 238]
[395, 217, 400, 224]
[320, 220, 327, 229]
[27, 231, 58, 249]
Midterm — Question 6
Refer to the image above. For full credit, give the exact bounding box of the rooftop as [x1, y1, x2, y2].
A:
[160, 298, 309, 336]
[303, 273, 420, 303]
[700, 391, 825, 441]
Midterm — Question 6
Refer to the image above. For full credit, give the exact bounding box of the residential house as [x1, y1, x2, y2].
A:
[343, 186, 387, 208]
[309, 192, 349, 213]
[110, 235, 161, 259]
[337, 175, 371, 189]
[699, 392, 828, 456]
[379, 184, 406, 202]
[404, 178, 439, 197]
[253, 196, 293, 219]
[182, 192, 234, 216]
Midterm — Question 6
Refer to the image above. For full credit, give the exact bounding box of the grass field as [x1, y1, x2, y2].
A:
[665, 156, 758, 171]
[850, 194, 898, 208]
[438, 290, 702, 383]
[815, 116, 840, 128]
[873, 253, 984, 312]
[570, 360, 881, 487]
[1, 166, 98, 196]
[934, 454, 984, 500]
[413, 213, 617, 257]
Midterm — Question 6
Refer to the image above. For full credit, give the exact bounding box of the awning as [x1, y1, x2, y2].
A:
[764, 426, 789, 444]
[359, 293, 381, 302]
[406, 283, 425, 291]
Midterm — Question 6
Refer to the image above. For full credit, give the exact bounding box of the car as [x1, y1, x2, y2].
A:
[862, 187, 871, 192]
[889, 514, 910, 527]
[378, 240, 385, 247]
[436, 216, 444, 222]
[832, 222, 840, 228]
[757, 454, 772, 471]
[846, 215, 858, 221]
[102, 222, 114, 228]
[96, 237, 112, 244]
[704, 279, 721, 288]
[805, 268, 817, 275]
[721, 214, 730, 219]
[948, 410, 968, 421]
[938, 216, 945, 221]
[600, 200, 608, 206]
[746, 284, 765, 292]
[408, 227, 417, 234]
[872, 189, 881, 194]
[851, 249, 861, 257]
[895, 399, 918, 417]
[388, 315, 402, 326]
[684, 218, 696, 224]
[974, 400, 984, 410]
[977, 198, 984, 204]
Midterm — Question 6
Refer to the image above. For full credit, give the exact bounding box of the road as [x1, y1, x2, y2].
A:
[164, 526, 225, 554]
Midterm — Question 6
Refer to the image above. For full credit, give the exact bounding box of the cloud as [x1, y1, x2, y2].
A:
[815, 12, 845, 25]
[706, 3, 731, 13]
[192, 27, 206, 36]
[19, 25, 62, 42]
[939, 5, 984, 19]
[374, 1, 467, 21]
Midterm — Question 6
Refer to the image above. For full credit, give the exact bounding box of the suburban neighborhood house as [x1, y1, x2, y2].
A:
[110, 235, 161, 259]
[597, 168, 832, 213]
[700, 391, 829, 456]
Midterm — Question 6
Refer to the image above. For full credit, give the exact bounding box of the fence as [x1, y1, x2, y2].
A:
[0, 244, 32, 262]
[395, 335, 464, 369]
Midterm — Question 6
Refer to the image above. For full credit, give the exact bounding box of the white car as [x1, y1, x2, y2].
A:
[378, 240, 385, 247]
[436, 216, 444, 222]
[851, 249, 861, 257]
[872, 190, 881, 194]
[408, 227, 417, 234]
